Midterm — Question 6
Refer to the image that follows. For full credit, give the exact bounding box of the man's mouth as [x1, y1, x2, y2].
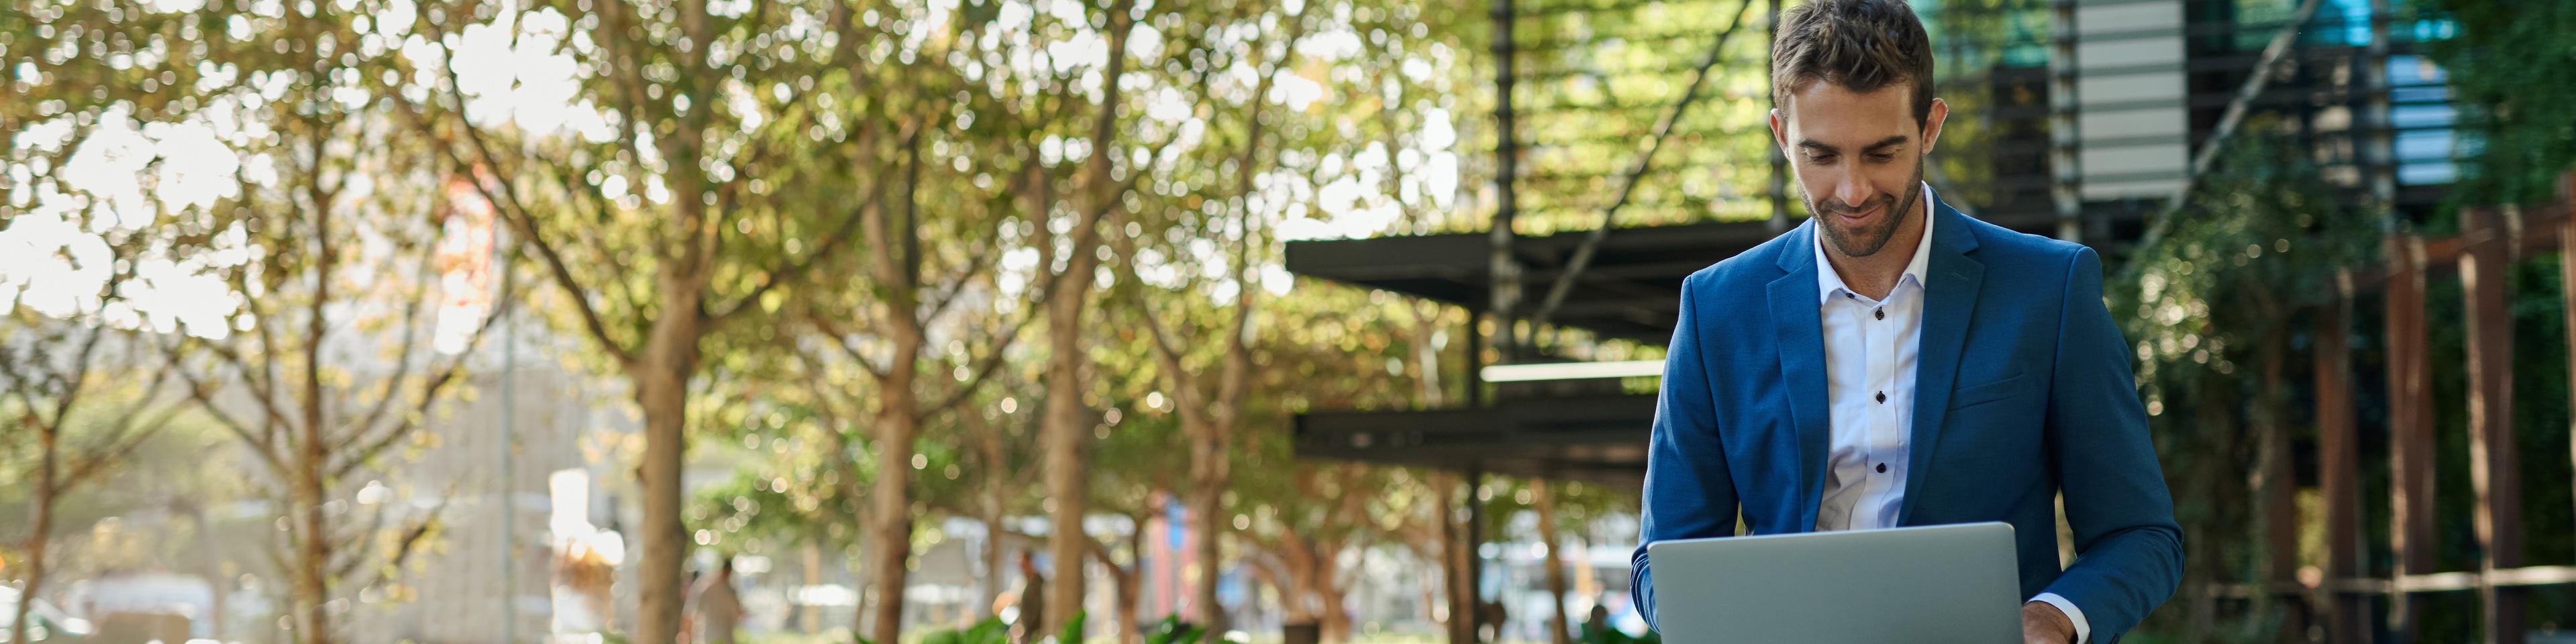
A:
[1833, 203, 1884, 226]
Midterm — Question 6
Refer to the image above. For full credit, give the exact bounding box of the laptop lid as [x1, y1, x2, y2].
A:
[1645, 521, 2021, 643]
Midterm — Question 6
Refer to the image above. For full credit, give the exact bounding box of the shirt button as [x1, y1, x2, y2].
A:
[1877, 463, 1888, 474]
[1875, 309, 1884, 320]
[1875, 391, 1886, 403]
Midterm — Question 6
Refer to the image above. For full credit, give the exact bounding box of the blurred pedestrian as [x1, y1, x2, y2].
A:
[688, 557, 744, 644]
[1011, 550, 1047, 644]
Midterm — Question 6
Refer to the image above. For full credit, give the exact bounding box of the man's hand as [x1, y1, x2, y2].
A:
[2022, 601, 2076, 644]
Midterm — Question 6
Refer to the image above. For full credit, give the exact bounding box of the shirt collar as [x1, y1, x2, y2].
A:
[1814, 182, 1937, 304]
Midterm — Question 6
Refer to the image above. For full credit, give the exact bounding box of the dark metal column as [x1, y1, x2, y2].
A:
[1465, 468, 1488, 643]
[2365, 0, 2396, 213]
[2047, 0, 2082, 241]
[1467, 308, 1487, 409]
[1488, 0, 1523, 367]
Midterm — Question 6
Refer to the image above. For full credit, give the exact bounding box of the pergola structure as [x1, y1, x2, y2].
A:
[1286, 0, 2442, 486]
[1278, 0, 2478, 642]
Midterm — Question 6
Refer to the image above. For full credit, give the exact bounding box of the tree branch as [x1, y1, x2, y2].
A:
[911, 308, 1038, 421]
[805, 315, 892, 382]
[701, 122, 910, 329]
[340, 233, 441, 448]
[333, 268, 516, 481]
[399, 52, 635, 366]
[160, 337, 291, 476]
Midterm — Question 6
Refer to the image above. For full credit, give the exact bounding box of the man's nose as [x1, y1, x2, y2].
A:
[1834, 177, 1871, 209]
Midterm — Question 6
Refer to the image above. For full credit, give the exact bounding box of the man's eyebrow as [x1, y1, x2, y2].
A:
[1795, 135, 1912, 154]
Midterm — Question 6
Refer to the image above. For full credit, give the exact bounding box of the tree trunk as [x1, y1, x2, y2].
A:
[1533, 481, 1571, 644]
[1113, 532, 1143, 644]
[868, 333, 923, 644]
[1040, 303, 1091, 639]
[2255, 337, 2304, 643]
[1313, 560, 1351, 644]
[838, 427, 876, 644]
[1190, 464, 1227, 635]
[631, 340, 700, 644]
[1435, 474, 1474, 644]
[9, 426, 58, 644]
[982, 426, 1009, 619]
[803, 538, 824, 633]
[293, 447, 333, 643]
[1039, 218, 1103, 637]
[193, 503, 230, 641]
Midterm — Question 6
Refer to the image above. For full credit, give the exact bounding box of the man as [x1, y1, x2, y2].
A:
[1011, 549, 1047, 644]
[1628, 1, 2183, 642]
[688, 557, 744, 644]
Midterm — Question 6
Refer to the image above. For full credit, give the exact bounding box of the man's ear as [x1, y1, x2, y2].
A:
[1920, 97, 1949, 155]
[1769, 108, 1789, 151]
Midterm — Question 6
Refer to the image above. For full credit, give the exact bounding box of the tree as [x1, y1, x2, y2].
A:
[389, 0, 920, 639]
[1, 4, 246, 638]
[1027, 0, 1145, 632]
[6, 3, 499, 637]
[0, 258, 190, 644]
[789, 71, 1037, 640]
[1106, 1, 1313, 635]
[159, 125, 508, 644]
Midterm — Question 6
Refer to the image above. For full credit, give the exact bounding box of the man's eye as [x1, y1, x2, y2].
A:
[1867, 153, 1896, 162]
[1808, 155, 1836, 164]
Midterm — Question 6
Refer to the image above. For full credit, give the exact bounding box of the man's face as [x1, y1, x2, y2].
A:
[1769, 82, 1947, 258]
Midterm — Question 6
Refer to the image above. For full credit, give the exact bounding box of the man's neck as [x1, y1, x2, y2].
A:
[1822, 193, 1927, 301]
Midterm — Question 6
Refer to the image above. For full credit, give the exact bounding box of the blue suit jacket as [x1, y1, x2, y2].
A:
[1630, 193, 2183, 640]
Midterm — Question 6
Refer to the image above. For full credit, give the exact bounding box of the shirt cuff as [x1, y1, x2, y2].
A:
[2028, 593, 2091, 644]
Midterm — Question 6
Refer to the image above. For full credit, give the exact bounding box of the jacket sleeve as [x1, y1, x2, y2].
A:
[1631, 276, 1739, 631]
[2041, 247, 2186, 640]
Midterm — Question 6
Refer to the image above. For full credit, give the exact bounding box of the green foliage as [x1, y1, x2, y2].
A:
[915, 617, 1009, 644]
[1579, 619, 1659, 644]
[1138, 614, 1209, 644]
[2109, 127, 2379, 640]
[2422, 0, 2576, 206]
[1053, 610, 1086, 644]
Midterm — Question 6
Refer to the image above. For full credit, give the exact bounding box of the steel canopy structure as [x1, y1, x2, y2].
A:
[1282, 0, 2444, 486]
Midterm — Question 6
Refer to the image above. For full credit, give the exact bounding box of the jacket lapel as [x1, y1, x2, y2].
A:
[1899, 195, 1984, 525]
[1767, 221, 1832, 533]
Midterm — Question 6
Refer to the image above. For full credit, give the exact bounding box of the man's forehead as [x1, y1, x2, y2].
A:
[1779, 81, 1917, 145]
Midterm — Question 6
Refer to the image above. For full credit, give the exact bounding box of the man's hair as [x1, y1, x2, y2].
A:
[1769, 0, 1937, 125]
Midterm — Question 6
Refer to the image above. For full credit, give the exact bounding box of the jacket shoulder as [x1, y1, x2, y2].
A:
[1956, 213, 2096, 276]
[1683, 225, 1801, 294]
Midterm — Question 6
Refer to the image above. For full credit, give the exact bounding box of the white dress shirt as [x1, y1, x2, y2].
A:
[1812, 182, 2091, 643]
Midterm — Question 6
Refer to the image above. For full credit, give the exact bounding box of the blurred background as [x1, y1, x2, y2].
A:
[1, 0, 2571, 643]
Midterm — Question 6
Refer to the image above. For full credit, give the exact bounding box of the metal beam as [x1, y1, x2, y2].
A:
[1529, 0, 1761, 329]
[1482, 360, 1664, 382]
[1490, 0, 1523, 370]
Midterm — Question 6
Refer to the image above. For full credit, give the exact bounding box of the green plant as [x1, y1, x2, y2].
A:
[1580, 621, 1660, 644]
[1055, 612, 1088, 644]
[916, 618, 1009, 644]
[1141, 615, 1208, 644]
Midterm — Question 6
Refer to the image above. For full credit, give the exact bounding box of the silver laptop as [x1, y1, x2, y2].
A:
[1645, 521, 2020, 643]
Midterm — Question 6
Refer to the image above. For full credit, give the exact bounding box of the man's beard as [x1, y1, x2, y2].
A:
[1810, 158, 1924, 258]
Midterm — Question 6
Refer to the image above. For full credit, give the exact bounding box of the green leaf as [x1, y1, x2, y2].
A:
[1055, 610, 1088, 644]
